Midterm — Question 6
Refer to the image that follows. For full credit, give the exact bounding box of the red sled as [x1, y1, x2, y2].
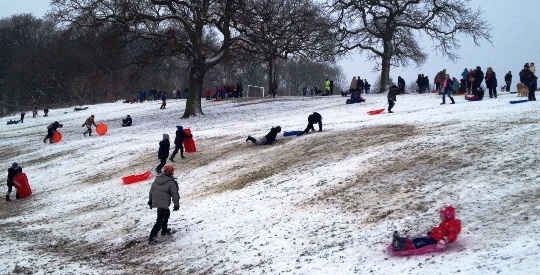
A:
[13, 173, 32, 198]
[183, 128, 196, 153]
[367, 109, 385, 115]
[122, 170, 152, 184]
[386, 243, 446, 256]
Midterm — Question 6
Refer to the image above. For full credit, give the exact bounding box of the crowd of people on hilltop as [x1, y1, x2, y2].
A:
[205, 82, 244, 100]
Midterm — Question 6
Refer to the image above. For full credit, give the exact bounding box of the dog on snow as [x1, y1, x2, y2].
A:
[517, 83, 528, 97]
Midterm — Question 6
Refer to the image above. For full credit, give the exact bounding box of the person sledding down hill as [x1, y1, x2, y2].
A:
[346, 91, 365, 104]
[392, 205, 462, 251]
[246, 126, 281, 145]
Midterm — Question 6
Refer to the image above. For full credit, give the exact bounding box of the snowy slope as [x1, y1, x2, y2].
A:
[1, 92, 539, 275]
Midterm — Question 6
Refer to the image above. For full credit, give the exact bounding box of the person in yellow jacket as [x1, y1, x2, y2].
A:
[324, 79, 331, 95]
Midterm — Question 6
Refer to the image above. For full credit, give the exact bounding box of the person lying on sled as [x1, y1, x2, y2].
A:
[392, 205, 462, 251]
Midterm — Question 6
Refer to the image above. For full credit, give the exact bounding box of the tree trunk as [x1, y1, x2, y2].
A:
[379, 40, 392, 93]
[182, 60, 206, 118]
[267, 58, 275, 97]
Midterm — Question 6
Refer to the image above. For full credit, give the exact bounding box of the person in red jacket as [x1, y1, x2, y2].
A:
[392, 205, 462, 251]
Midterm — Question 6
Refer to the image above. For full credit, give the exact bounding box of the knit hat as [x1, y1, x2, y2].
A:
[176, 125, 183, 130]
[163, 134, 169, 140]
[440, 205, 456, 220]
[163, 165, 174, 175]
[11, 162, 18, 169]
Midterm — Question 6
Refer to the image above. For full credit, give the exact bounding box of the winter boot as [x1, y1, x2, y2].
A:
[181, 155, 185, 159]
[246, 136, 256, 144]
[6, 195, 11, 202]
[15, 193, 20, 200]
[441, 97, 446, 104]
[161, 228, 172, 236]
[169, 156, 175, 162]
[450, 97, 455, 104]
[148, 237, 158, 245]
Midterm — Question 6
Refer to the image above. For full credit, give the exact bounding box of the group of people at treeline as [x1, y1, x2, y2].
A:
[205, 82, 244, 100]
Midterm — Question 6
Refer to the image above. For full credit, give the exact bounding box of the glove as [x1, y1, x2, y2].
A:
[173, 206, 179, 211]
[147, 200, 152, 209]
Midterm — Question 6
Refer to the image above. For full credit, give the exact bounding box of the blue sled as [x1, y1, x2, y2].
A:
[283, 131, 304, 137]
[509, 99, 528, 104]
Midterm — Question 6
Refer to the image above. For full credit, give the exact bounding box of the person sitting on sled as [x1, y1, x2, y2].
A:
[122, 115, 132, 127]
[392, 205, 462, 251]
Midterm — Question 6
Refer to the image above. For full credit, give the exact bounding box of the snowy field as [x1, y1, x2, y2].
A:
[1, 91, 539, 275]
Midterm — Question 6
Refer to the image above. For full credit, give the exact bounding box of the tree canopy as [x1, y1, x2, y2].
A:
[332, 0, 491, 92]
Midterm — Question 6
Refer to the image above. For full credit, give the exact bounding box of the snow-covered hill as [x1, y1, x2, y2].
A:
[1, 92, 539, 274]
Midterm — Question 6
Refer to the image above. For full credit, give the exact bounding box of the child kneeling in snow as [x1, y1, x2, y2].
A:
[392, 205, 462, 251]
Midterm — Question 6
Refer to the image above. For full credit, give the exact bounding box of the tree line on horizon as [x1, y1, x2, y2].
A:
[1, 0, 490, 118]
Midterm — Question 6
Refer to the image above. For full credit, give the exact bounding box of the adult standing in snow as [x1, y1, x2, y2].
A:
[387, 85, 398, 113]
[246, 126, 282, 146]
[324, 79, 331, 96]
[43, 121, 63, 143]
[472, 66, 484, 93]
[147, 165, 179, 245]
[20, 112, 25, 123]
[160, 92, 167, 109]
[349, 76, 357, 93]
[392, 205, 462, 251]
[519, 64, 537, 101]
[32, 106, 38, 118]
[398, 76, 406, 94]
[43, 108, 49, 117]
[156, 134, 170, 173]
[82, 115, 97, 137]
[461, 68, 468, 82]
[303, 112, 323, 133]
[6, 162, 22, 201]
[441, 74, 455, 104]
[485, 67, 498, 98]
[170, 126, 192, 162]
[504, 71, 512, 92]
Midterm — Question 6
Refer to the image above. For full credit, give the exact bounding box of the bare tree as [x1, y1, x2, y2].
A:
[51, 0, 238, 118]
[235, 0, 338, 96]
[332, 0, 491, 93]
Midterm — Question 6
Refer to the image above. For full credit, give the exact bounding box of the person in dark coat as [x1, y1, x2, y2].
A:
[147, 165, 180, 245]
[170, 125, 192, 161]
[43, 121, 63, 143]
[122, 115, 132, 127]
[387, 85, 398, 113]
[32, 106, 38, 118]
[519, 64, 537, 101]
[43, 108, 49, 117]
[504, 71, 512, 92]
[246, 126, 281, 145]
[485, 67, 498, 98]
[20, 112, 25, 123]
[303, 112, 323, 133]
[398, 76, 406, 94]
[472, 66, 484, 93]
[6, 162, 22, 201]
[156, 134, 170, 173]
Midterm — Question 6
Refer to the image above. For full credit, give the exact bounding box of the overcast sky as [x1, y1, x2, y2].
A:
[1, 0, 539, 88]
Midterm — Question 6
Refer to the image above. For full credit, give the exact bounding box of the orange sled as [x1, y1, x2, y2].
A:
[122, 170, 152, 184]
[367, 109, 385, 115]
[13, 173, 32, 198]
